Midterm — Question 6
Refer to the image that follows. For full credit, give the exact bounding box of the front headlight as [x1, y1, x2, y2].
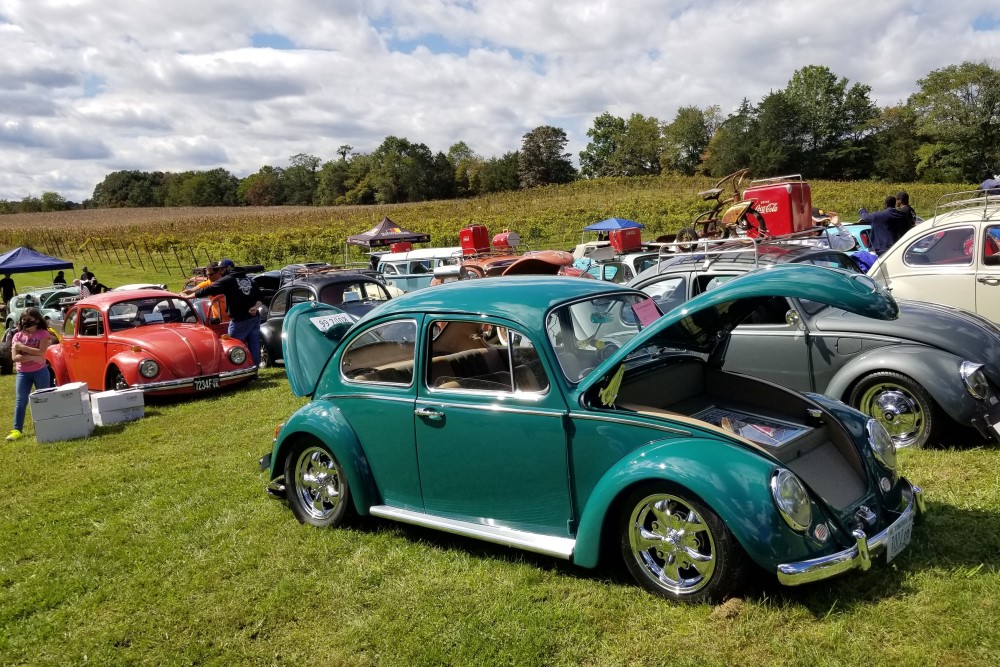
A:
[229, 346, 247, 365]
[960, 361, 989, 400]
[770, 469, 812, 532]
[139, 360, 159, 378]
[866, 418, 897, 469]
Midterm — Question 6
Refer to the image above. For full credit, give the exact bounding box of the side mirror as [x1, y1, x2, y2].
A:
[785, 309, 803, 330]
[258, 306, 269, 318]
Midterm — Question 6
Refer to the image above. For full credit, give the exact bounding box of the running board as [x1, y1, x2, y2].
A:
[368, 505, 576, 560]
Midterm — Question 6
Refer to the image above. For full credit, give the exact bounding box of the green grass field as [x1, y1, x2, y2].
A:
[2, 189, 999, 665]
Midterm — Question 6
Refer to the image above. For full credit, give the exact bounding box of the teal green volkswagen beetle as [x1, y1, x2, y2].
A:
[260, 264, 923, 602]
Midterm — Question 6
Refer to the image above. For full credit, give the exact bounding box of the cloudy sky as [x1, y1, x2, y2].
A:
[2, 0, 999, 203]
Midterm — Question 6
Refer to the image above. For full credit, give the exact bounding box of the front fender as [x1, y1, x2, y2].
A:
[573, 438, 825, 571]
[825, 344, 980, 423]
[270, 400, 378, 516]
[106, 351, 150, 388]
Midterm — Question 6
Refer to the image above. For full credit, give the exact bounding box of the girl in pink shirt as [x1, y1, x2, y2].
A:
[7, 307, 52, 441]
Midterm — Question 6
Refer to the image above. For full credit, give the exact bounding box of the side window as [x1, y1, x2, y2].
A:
[745, 297, 791, 325]
[903, 227, 975, 267]
[290, 288, 314, 308]
[340, 320, 416, 385]
[78, 308, 104, 337]
[802, 254, 858, 272]
[984, 226, 1000, 266]
[269, 289, 288, 317]
[63, 309, 78, 337]
[640, 276, 687, 314]
[426, 319, 548, 393]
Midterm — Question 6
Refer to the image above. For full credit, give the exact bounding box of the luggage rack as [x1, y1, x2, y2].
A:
[278, 263, 384, 286]
[933, 190, 1000, 222]
[654, 225, 854, 271]
[746, 173, 805, 188]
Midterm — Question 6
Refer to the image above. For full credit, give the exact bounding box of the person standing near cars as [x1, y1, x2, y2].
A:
[6, 307, 51, 441]
[192, 259, 263, 366]
[0, 273, 16, 305]
[860, 196, 912, 255]
[896, 191, 917, 227]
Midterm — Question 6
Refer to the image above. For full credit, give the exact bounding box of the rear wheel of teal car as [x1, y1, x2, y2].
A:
[620, 485, 747, 602]
[849, 371, 937, 449]
[285, 440, 351, 528]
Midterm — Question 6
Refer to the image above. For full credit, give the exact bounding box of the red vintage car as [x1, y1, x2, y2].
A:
[46, 290, 258, 394]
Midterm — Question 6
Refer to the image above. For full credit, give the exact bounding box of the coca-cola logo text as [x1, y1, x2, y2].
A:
[757, 202, 779, 213]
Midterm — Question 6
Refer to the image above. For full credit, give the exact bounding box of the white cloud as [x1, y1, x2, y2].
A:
[1, 0, 999, 201]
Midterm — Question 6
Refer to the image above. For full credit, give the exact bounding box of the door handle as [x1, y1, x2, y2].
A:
[414, 407, 443, 420]
[977, 276, 1000, 284]
[72, 343, 80, 349]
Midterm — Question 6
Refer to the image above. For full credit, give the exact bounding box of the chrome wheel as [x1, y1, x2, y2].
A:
[624, 492, 717, 596]
[259, 342, 272, 369]
[109, 367, 129, 391]
[291, 445, 348, 525]
[851, 371, 935, 449]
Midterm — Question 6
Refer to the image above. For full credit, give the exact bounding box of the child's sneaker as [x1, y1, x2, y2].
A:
[5, 429, 23, 441]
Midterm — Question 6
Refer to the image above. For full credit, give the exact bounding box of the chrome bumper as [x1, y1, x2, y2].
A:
[777, 480, 924, 586]
[135, 366, 258, 393]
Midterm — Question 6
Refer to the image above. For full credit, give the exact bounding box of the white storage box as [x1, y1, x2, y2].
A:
[33, 410, 95, 443]
[90, 388, 145, 427]
[29, 382, 90, 421]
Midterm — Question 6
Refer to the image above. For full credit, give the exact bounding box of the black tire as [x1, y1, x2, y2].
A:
[739, 207, 768, 237]
[284, 439, 352, 528]
[0, 352, 12, 375]
[676, 226, 700, 253]
[620, 483, 748, 603]
[107, 366, 129, 391]
[259, 342, 273, 369]
[849, 371, 938, 449]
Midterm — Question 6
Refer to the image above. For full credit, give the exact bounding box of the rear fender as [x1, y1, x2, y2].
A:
[573, 438, 826, 571]
[270, 400, 378, 515]
[825, 345, 979, 423]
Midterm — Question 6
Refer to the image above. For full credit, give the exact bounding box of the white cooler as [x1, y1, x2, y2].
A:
[90, 388, 145, 426]
[29, 382, 94, 443]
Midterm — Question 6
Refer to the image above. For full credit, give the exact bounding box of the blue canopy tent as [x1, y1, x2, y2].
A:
[583, 217, 645, 232]
[0, 247, 74, 274]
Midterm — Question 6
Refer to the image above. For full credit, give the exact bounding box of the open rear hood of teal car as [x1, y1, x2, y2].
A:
[283, 302, 356, 397]
[580, 264, 898, 395]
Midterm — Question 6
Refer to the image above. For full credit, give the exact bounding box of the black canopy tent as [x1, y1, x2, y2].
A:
[346, 217, 431, 249]
[0, 247, 74, 274]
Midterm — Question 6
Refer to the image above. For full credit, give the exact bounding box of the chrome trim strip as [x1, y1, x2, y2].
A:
[319, 393, 415, 404]
[573, 412, 690, 436]
[419, 401, 563, 419]
[369, 505, 575, 559]
[776, 480, 921, 586]
[139, 366, 258, 392]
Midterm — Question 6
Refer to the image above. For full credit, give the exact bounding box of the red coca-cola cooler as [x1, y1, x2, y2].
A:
[389, 242, 412, 253]
[492, 230, 521, 250]
[609, 227, 642, 253]
[743, 176, 813, 237]
[460, 225, 491, 255]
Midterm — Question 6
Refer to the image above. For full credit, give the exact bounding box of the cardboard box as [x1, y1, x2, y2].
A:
[29, 382, 90, 420]
[93, 405, 144, 427]
[90, 388, 144, 413]
[33, 411, 95, 443]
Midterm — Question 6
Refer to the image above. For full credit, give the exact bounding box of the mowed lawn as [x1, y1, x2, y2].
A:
[1, 365, 1000, 666]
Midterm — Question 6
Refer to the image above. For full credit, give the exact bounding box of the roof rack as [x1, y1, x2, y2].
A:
[746, 174, 805, 187]
[278, 264, 384, 287]
[654, 226, 852, 271]
[932, 190, 1000, 222]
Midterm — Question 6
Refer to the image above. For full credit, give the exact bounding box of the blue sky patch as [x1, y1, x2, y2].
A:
[83, 74, 105, 98]
[386, 32, 469, 56]
[972, 15, 1000, 31]
[251, 32, 295, 49]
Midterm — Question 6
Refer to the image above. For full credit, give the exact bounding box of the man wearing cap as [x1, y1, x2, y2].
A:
[80, 266, 94, 283]
[192, 259, 264, 366]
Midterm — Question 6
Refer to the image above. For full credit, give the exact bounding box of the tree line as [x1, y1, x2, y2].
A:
[2, 61, 997, 214]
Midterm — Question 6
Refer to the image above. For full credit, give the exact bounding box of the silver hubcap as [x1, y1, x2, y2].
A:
[627, 493, 716, 595]
[858, 384, 923, 448]
[294, 447, 344, 520]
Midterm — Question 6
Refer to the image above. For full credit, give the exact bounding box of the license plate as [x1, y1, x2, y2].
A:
[194, 376, 220, 391]
[886, 511, 914, 563]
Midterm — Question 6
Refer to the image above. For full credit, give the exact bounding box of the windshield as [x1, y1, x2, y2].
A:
[107, 296, 198, 331]
[545, 293, 659, 381]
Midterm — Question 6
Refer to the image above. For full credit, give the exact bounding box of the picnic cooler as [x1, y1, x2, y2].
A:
[492, 230, 521, 250]
[389, 242, 412, 253]
[460, 225, 491, 255]
[610, 228, 642, 253]
[743, 176, 813, 237]
[90, 388, 145, 426]
[30, 382, 94, 443]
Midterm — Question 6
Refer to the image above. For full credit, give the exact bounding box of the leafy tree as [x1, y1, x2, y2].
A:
[40, 191, 68, 212]
[910, 61, 1000, 182]
[579, 113, 627, 178]
[518, 126, 575, 188]
[282, 153, 321, 205]
[315, 159, 350, 206]
[342, 153, 376, 205]
[473, 152, 520, 194]
[164, 169, 238, 206]
[238, 166, 285, 206]
[661, 106, 720, 175]
[701, 99, 757, 176]
[92, 170, 167, 207]
[447, 141, 481, 197]
[617, 114, 663, 176]
[750, 91, 803, 175]
[19, 195, 42, 213]
[369, 136, 438, 203]
[870, 104, 919, 182]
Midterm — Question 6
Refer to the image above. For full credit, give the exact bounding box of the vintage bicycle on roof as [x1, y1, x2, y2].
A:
[676, 168, 769, 250]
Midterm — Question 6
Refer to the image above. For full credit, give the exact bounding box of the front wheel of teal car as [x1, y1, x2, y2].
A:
[285, 440, 352, 528]
[620, 486, 747, 603]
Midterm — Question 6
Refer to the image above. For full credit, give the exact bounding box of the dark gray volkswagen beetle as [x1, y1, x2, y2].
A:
[630, 241, 1000, 448]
